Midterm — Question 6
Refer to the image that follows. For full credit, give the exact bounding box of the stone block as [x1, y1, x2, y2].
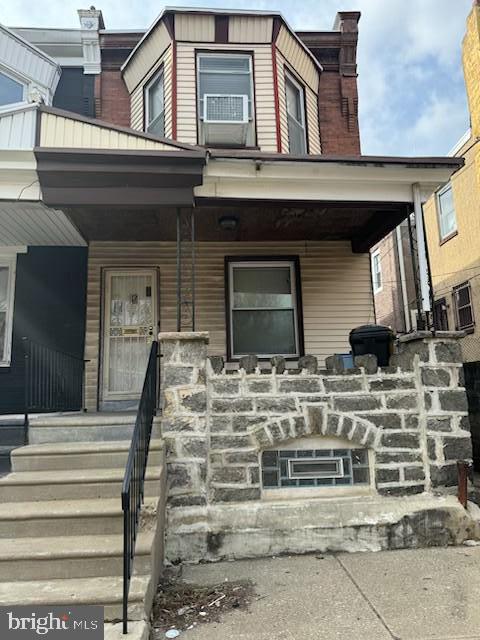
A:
[308, 406, 325, 434]
[224, 450, 259, 464]
[208, 356, 225, 374]
[178, 340, 208, 367]
[421, 367, 451, 387]
[232, 416, 266, 433]
[167, 463, 193, 489]
[210, 453, 223, 465]
[354, 354, 378, 374]
[443, 436, 472, 461]
[351, 422, 367, 444]
[210, 416, 232, 433]
[164, 366, 195, 387]
[438, 390, 469, 412]
[404, 466, 426, 481]
[269, 422, 284, 443]
[426, 417, 452, 433]
[427, 437, 437, 461]
[424, 392, 433, 411]
[385, 393, 418, 410]
[404, 415, 419, 430]
[247, 379, 273, 394]
[181, 437, 207, 459]
[249, 467, 260, 484]
[212, 398, 253, 413]
[256, 398, 297, 413]
[334, 395, 382, 412]
[381, 432, 420, 449]
[325, 354, 347, 374]
[435, 341, 462, 364]
[212, 487, 261, 502]
[363, 413, 402, 430]
[162, 417, 196, 433]
[292, 416, 308, 438]
[325, 414, 340, 436]
[211, 435, 252, 450]
[251, 426, 271, 448]
[210, 379, 240, 396]
[180, 390, 207, 413]
[298, 355, 318, 374]
[324, 378, 363, 393]
[239, 354, 258, 374]
[270, 355, 286, 374]
[376, 451, 422, 464]
[430, 463, 458, 487]
[376, 468, 400, 483]
[211, 467, 247, 484]
[278, 378, 321, 393]
[459, 415, 471, 432]
[369, 378, 415, 392]
[377, 484, 425, 496]
[168, 494, 206, 508]
[364, 429, 376, 448]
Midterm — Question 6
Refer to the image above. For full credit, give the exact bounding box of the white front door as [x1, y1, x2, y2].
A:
[102, 269, 157, 402]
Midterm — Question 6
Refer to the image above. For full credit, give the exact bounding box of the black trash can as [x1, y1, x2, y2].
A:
[349, 325, 394, 367]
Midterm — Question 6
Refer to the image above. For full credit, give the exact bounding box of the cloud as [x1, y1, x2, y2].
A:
[0, 0, 472, 155]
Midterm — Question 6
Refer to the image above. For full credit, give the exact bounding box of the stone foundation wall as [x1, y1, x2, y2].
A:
[159, 331, 472, 509]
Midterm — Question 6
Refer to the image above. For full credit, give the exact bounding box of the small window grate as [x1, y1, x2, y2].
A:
[204, 94, 248, 123]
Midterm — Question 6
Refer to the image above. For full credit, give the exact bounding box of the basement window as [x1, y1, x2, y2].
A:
[262, 448, 370, 489]
[145, 68, 165, 137]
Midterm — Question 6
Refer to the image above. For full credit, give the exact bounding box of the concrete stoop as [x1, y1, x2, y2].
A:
[0, 433, 166, 626]
[166, 494, 480, 563]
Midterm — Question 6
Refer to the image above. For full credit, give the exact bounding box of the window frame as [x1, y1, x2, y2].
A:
[433, 297, 449, 332]
[224, 255, 304, 361]
[371, 250, 382, 294]
[284, 69, 307, 155]
[0, 65, 27, 110]
[144, 66, 165, 137]
[436, 183, 457, 243]
[196, 51, 256, 146]
[453, 281, 475, 331]
[0, 254, 18, 367]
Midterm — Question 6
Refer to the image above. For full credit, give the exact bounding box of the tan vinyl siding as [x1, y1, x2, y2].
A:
[277, 51, 321, 154]
[175, 14, 215, 42]
[123, 21, 171, 93]
[130, 45, 173, 138]
[229, 16, 273, 43]
[39, 112, 178, 151]
[176, 43, 277, 150]
[276, 25, 319, 93]
[84, 241, 373, 409]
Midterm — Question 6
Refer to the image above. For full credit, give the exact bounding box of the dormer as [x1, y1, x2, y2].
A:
[0, 24, 60, 109]
[121, 8, 323, 153]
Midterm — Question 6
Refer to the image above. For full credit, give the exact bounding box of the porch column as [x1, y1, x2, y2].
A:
[176, 208, 196, 332]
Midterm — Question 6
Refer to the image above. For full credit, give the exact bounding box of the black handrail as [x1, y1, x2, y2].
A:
[23, 337, 86, 444]
[122, 340, 158, 635]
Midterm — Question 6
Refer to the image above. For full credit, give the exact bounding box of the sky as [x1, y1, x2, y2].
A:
[0, 0, 473, 156]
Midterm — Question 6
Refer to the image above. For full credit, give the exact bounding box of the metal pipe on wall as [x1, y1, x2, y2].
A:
[176, 208, 181, 332]
[395, 224, 411, 332]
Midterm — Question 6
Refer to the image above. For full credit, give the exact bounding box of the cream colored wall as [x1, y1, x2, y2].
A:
[84, 241, 373, 409]
[39, 112, 178, 151]
[175, 13, 215, 41]
[229, 16, 273, 43]
[130, 45, 173, 137]
[123, 21, 171, 93]
[424, 139, 480, 362]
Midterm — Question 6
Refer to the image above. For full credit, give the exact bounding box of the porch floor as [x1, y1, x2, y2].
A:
[173, 546, 480, 640]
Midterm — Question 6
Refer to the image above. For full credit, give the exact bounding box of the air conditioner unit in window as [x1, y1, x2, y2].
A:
[203, 94, 249, 146]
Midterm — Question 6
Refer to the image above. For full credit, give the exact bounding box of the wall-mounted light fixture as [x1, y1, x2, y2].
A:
[218, 215, 239, 231]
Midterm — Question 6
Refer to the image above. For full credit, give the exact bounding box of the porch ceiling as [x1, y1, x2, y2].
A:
[63, 200, 408, 252]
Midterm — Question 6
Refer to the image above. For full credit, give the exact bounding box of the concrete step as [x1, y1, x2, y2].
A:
[0, 574, 153, 621]
[0, 497, 158, 538]
[12, 439, 164, 472]
[28, 414, 137, 444]
[0, 531, 156, 581]
[0, 425, 26, 447]
[0, 466, 162, 502]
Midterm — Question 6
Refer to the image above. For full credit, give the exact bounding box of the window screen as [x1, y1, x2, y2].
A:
[146, 70, 165, 136]
[198, 55, 252, 119]
[453, 282, 474, 330]
[438, 185, 457, 240]
[285, 73, 306, 154]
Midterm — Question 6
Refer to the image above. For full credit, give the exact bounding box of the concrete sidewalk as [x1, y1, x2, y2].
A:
[179, 546, 480, 640]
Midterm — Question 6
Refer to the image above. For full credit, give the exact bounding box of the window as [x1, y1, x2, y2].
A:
[437, 183, 457, 241]
[145, 69, 165, 136]
[433, 298, 449, 331]
[371, 250, 382, 293]
[227, 259, 301, 358]
[453, 282, 474, 331]
[0, 256, 17, 366]
[285, 71, 307, 154]
[262, 448, 370, 489]
[197, 54, 254, 146]
[0, 69, 25, 107]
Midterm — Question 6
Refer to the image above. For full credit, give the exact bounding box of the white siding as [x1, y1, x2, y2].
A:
[0, 106, 37, 149]
[175, 14, 215, 41]
[0, 202, 85, 246]
[276, 25, 319, 93]
[229, 16, 273, 43]
[84, 241, 373, 409]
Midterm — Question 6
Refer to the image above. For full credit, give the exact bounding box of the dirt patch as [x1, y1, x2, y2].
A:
[151, 568, 256, 637]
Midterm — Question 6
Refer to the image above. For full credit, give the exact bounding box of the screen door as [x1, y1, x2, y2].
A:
[102, 269, 157, 401]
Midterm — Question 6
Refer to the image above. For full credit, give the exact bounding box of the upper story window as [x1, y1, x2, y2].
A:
[197, 53, 254, 147]
[145, 68, 165, 137]
[0, 69, 25, 108]
[437, 183, 457, 242]
[285, 71, 307, 154]
[371, 250, 382, 294]
[453, 282, 474, 331]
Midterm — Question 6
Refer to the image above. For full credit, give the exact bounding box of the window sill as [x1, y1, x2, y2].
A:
[439, 230, 458, 246]
[457, 325, 475, 335]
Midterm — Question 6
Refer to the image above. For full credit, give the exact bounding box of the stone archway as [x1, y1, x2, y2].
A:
[250, 404, 380, 451]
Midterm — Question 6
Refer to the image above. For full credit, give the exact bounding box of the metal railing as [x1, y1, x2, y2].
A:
[23, 337, 86, 443]
[121, 341, 158, 634]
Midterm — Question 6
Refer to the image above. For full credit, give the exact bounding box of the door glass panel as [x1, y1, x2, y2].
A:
[0, 266, 8, 361]
[107, 274, 154, 395]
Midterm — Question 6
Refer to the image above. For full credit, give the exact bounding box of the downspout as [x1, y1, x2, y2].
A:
[395, 225, 411, 332]
[412, 183, 431, 315]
